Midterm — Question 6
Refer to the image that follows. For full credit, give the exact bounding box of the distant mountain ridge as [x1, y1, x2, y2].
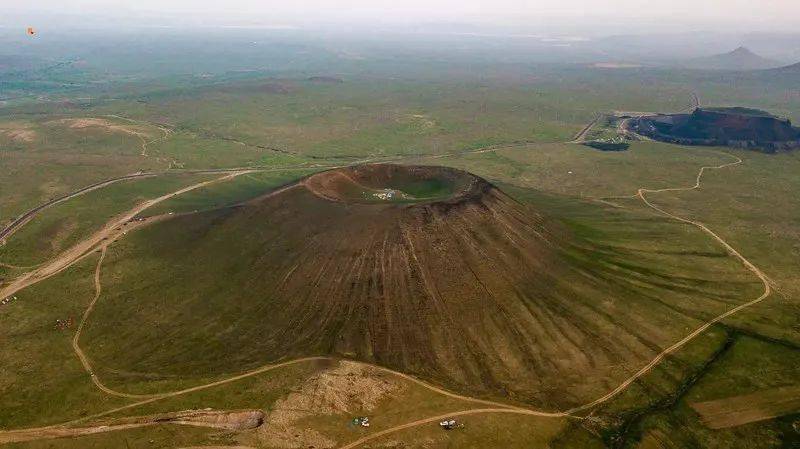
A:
[769, 61, 800, 73]
[684, 47, 782, 71]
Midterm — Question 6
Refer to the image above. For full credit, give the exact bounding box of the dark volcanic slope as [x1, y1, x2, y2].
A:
[633, 108, 800, 151]
[84, 164, 757, 408]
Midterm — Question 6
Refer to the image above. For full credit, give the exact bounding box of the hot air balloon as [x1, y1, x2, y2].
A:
[27, 27, 36, 36]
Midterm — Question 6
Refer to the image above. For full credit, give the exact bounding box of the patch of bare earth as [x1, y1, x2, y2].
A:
[51, 118, 153, 138]
[0, 410, 264, 444]
[0, 122, 37, 143]
[245, 361, 404, 449]
[3, 129, 37, 143]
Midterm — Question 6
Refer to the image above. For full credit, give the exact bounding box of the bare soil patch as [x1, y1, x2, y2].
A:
[50, 118, 154, 138]
[0, 122, 37, 143]
[0, 409, 263, 444]
[247, 361, 403, 449]
[3, 129, 37, 143]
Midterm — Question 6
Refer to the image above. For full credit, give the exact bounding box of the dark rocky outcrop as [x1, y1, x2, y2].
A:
[630, 107, 800, 152]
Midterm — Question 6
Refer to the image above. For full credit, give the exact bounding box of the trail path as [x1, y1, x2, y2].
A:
[336, 149, 775, 447]
[0, 116, 175, 244]
[103, 114, 173, 157]
[560, 153, 773, 413]
[570, 113, 601, 143]
[71, 246, 158, 399]
[0, 261, 39, 270]
[0, 133, 540, 247]
[0, 142, 776, 448]
[0, 173, 157, 244]
[338, 408, 565, 449]
[0, 409, 265, 444]
[0, 357, 331, 441]
[0, 167, 271, 246]
[0, 171, 254, 302]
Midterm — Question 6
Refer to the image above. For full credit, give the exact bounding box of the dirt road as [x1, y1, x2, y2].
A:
[0, 171, 254, 302]
[0, 166, 279, 246]
[0, 138, 545, 248]
[103, 114, 172, 157]
[0, 146, 778, 448]
[570, 113, 601, 143]
[71, 246, 158, 399]
[560, 153, 772, 413]
[338, 407, 567, 449]
[0, 173, 157, 244]
[0, 409, 264, 444]
[337, 149, 775, 447]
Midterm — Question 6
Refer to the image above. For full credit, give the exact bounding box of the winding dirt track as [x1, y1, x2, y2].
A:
[1, 114, 171, 244]
[103, 114, 172, 157]
[0, 167, 288, 246]
[71, 246, 158, 399]
[338, 408, 563, 449]
[0, 173, 157, 243]
[570, 113, 601, 143]
[0, 136, 532, 249]
[565, 154, 773, 415]
[0, 146, 776, 448]
[0, 171, 255, 302]
[335, 150, 774, 447]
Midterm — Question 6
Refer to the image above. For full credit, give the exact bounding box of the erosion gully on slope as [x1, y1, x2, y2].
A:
[0, 144, 775, 448]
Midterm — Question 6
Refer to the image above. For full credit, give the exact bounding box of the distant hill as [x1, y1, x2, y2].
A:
[684, 47, 782, 71]
[768, 61, 800, 73]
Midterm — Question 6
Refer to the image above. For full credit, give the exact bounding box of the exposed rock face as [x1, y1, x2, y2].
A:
[631, 108, 800, 152]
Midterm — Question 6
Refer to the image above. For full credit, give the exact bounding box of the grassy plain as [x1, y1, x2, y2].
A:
[0, 173, 214, 268]
[74, 172, 757, 411]
[1, 57, 800, 448]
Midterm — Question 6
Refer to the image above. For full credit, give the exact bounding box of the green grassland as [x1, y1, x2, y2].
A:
[0, 253, 131, 428]
[1, 56, 800, 448]
[0, 116, 166, 221]
[3, 426, 221, 449]
[0, 173, 215, 268]
[139, 168, 319, 217]
[75, 177, 756, 405]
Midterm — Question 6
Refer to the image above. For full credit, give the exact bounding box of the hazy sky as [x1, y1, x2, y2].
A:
[7, 0, 800, 33]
